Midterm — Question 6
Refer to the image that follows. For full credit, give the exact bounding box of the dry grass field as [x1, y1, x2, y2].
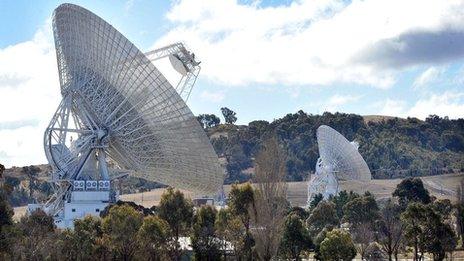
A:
[13, 173, 463, 219]
[362, 115, 399, 123]
[121, 173, 464, 208]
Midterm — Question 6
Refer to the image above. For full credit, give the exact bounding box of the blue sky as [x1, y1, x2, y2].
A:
[1, 0, 464, 166]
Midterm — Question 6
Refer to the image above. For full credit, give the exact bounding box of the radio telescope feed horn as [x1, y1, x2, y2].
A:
[169, 54, 189, 76]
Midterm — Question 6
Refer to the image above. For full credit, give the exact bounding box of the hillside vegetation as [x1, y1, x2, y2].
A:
[3, 112, 464, 207]
[207, 111, 464, 183]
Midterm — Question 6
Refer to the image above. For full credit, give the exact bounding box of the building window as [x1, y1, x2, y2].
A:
[95, 209, 100, 212]
[72, 208, 76, 212]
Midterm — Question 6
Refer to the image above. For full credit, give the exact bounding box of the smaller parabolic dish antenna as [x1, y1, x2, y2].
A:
[307, 125, 371, 205]
[28, 3, 224, 228]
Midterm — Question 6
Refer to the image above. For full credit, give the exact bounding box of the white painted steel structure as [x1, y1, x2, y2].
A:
[307, 125, 371, 204]
[30, 4, 224, 227]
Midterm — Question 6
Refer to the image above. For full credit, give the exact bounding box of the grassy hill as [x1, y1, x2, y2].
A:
[363, 115, 398, 123]
[205, 111, 464, 183]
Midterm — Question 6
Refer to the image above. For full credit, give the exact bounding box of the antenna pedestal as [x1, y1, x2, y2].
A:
[28, 179, 117, 228]
[55, 180, 114, 228]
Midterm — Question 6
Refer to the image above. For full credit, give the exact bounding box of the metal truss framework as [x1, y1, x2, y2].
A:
[144, 43, 201, 102]
[43, 4, 224, 215]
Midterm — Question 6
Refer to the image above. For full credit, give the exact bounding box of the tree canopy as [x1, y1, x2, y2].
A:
[137, 215, 169, 261]
[197, 114, 221, 129]
[0, 170, 462, 260]
[102, 204, 143, 260]
[342, 192, 380, 227]
[158, 187, 194, 260]
[401, 202, 457, 260]
[307, 200, 339, 236]
[393, 178, 431, 208]
[220, 107, 237, 124]
[319, 229, 357, 261]
[191, 206, 221, 261]
[279, 214, 313, 260]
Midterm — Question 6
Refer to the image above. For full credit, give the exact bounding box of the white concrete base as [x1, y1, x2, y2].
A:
[28, 189, 112, 229]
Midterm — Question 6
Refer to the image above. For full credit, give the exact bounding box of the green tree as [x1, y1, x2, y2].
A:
[0, 186, 13, 230]
[0, 169, 14, 258]
[197, 114, 221, 128]
[17, 208, 55, 238]
[441, 130, 464, 151]
[421, 204, 457, 261]
[342, 192, 380, 227]
[215, 208, 245, 259]
[15, 209, 57, 260]
[59, 229, 77, 259]
[308, 193, 323, 210]
[432, 199, 453, 220]
[288, 206, 309, 220]
[307, 200, 339, 237]
[138, 215, 170, 261]
[457, 202, 464, 247]
[5, 176, 20, 188]
[393, 178, 431, 208]
[456, 180, 464, 246]
[59, 215, 103, 260]
[341, 193, 379, 260]
[191, 206, 221, 261]
[0, 164, 4, 181]
[228, 182, 255, 259]
[319, 229, 357, 261]
[221, 107, 237, 124]
[279, 214, 313, 260]
[75, 216, 103, 259]
[375, 199, 404, 261]
[401, 202, 427, 261]
[102, 204, 143, 261]
[22, 165, 41, 199]
[330, 190, 359, 220]
[158, 187, 194, 261]
[313, 227, 331, 260]
[402, 201, 458, 261]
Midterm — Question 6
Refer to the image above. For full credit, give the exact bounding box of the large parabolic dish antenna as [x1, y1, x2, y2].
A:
[307, 125, 371, 204]
[317, 125, 371, 181]
[30, 4, 224, 227]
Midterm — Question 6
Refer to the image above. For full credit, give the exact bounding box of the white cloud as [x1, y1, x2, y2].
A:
[0, 21, 60, 167]
[200, 90, 226, 103]
[379, 99, 407, 117]
[125, 0, 136, 12]
[154, 0, 464, 89]
[407, 91, 464, 119]
[378, 91, 464, 119]
[322, 94, 361, 112]
[328, 94, 360, 106]
[413, 67, 443, 88]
